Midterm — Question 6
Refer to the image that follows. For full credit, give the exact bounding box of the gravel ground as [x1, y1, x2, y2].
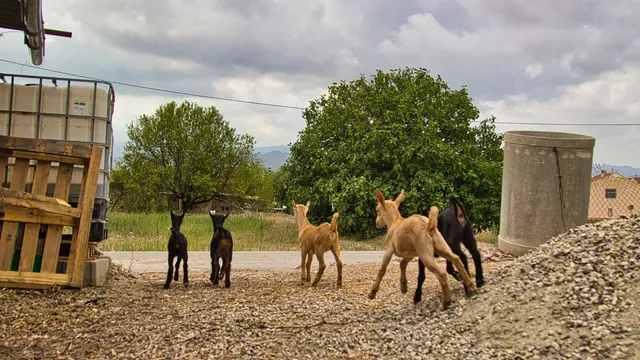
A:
[1, 216, 639, 359]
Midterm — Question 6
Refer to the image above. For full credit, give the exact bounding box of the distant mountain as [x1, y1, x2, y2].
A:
[112, 142, 638, 176]
[112, 142, 291, 167]
[255, 145, 290, 154]
[255, 146, 290, 171]
[593, 164, 640, 177]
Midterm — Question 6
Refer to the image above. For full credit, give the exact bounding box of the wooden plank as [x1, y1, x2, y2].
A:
[19, 161, 51, 272]
[0, 188, 80, 218]
[0, 158, 30, 270]
[40, 163, 74, 273]
[0, 187, 74, 207]
[0, 282, 61, 290]
[68, 146, 102, 287]
[0, 136, 92, 159]
[0, 156, 7, 186]
[0, 204, 78, 227]
[0, 149, 85, 165]
[0, 270, 69, 289]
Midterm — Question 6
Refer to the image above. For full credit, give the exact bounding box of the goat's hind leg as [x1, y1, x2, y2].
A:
[300, 250, 307, 283]
[306, 252, 313, 283]
[164, 254, 175, 289]
[212, 256, 221, 286]
[399, 257, 410, 294]
[418, 252, 452, 310]
[209, 258, 216, 284]
[413, 259, 426, 304]
[224, 244, 232, 288]
[330, 243, 343, 289]
[433, 233, 476, 297]
[463, 235, 485, 288]
[182, 253, 189, 287]
[223, 254, 231, 288]
[311, 251, 327, 287]
[445, 239, 466, 282]
[174, 257, 181, 282]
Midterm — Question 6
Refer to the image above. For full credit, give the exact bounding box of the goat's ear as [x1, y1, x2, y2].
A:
[305, 200, 310, 209]
[394, 189, 405, 206]
[375, 188, 386, 205]
[224, 213, 229, 219]
[455, 202, 464, 217]
[291, 200, 296, 208]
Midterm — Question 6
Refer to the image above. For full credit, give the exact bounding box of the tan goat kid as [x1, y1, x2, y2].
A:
[368, 189, 477, 310]
[291, 200, 343, 288]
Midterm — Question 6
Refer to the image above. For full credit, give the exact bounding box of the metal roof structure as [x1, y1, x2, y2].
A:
[0, 0, 72, 66]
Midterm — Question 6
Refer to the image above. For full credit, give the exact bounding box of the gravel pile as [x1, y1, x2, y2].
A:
[0, 216, 638, 359]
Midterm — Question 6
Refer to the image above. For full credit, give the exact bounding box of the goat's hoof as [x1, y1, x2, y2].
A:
[163, 283, 170, 289]
[465, 287, 477, 298]
[368, 291, 377, 300]
[413, 296, 422, 305]
[337, 283, 342, 289]
[225, 283, 230, 288]
[442, 299, 452, 310]
[184, 282, 190, 288]
[476, 279, 485, 288]
[400, 282, 408, 294]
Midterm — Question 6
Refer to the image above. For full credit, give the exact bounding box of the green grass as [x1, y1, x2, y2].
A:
[100, 211, 386, 252]
[476, 230, 499, 246]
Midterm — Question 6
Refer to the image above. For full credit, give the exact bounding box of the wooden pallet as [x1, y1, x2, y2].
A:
[0, 135, 102, 289]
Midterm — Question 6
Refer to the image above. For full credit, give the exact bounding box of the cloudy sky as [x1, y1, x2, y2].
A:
[1, 0, 639, 167]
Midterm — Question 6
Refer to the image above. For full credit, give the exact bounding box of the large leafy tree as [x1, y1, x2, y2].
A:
[117, 100, 267, 211]
[278, 67, 504, 238]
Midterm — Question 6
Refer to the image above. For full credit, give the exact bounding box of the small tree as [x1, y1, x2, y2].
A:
[117, 100, 265, 211]
[278, 67, 504, 238]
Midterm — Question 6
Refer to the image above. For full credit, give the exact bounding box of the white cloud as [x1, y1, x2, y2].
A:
[0, 0, 638, 169]
[480, 65, 640, 166]
[525, 64, 543, 79]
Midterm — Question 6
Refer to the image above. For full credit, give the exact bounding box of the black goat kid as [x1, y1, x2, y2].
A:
[414, 197, 484, 304]
[209, 210, 233, 288]
[164, 210, 189, 289]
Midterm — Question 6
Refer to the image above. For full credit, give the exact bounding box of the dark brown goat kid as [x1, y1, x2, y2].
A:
[209, 210, 233, 288]
[164, 209, 189, 289]
[414, 197, 484, 304]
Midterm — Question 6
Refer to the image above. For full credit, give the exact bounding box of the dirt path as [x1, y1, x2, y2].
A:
[1, 218, 638, 360]
[0, 256, 506, 360]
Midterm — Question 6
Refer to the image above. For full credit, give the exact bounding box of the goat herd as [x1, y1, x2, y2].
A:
[164, 188, 486, 310]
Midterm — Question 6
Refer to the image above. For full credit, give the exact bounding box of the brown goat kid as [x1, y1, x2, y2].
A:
[368, 189, 477, 310]
[291, 200, 343, 288]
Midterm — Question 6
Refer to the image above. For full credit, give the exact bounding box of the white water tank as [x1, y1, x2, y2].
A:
[0, 79, 113, 201]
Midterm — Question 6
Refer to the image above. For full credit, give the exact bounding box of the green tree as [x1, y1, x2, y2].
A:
[117, 100, 264, 211]
[278, 67, 504, 238]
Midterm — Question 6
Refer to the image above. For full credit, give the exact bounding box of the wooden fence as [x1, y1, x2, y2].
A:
[0, 135, 102, 289]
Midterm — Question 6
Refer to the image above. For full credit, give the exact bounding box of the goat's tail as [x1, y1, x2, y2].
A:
[329, 212, 339, 239]
[427, 206, 439, 232]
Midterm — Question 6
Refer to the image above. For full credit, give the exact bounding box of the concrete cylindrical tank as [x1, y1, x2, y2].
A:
[498, 130, 595, 256]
